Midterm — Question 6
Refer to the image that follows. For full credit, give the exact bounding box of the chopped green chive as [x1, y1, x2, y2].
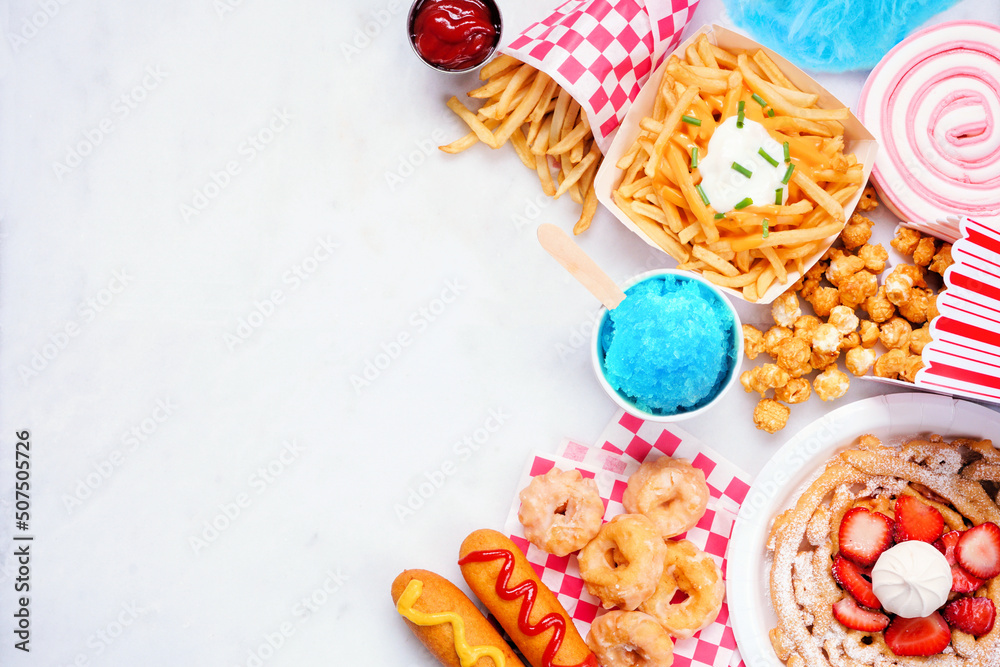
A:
[690, 146, 699, 169]
[681, 115, 702, 126]
[695, 184, 710, 206]
[783, 141, 791, 163]
[734, 197, 753, 210]
[782, 163, 795, 185]
[762, 219, 770, 238]
[758, 148, 779, 167]
[767, 107, 776, 117]
[731, 161, 753, 178]
[714, 212, 725, 220]
[737, 100, 745, 128]
[775, 187, 783, 205]
[752, 93, 767, 107]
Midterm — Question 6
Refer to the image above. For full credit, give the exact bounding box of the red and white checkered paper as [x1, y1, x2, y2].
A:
[502, 0, 701, 153]
[917, 218, 1000, 403]
[502, 409, 752, 667]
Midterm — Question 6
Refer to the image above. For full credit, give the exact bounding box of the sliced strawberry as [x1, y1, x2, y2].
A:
[832, 595, 889, 632]
[893, 495, 944, 543]
[956, 522, 1000, 579]
[839, 507, 893, 567]
[832, 555, 880, 609]
[933, 530, 986, 593]
[884, 613, 951, 657]
[943, 597, 996, 636]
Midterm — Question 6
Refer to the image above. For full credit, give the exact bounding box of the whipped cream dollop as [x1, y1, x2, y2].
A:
[871, 541, 951, 617]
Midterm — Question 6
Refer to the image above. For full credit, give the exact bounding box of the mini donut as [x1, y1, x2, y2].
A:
[517, 467, 605, 556]
[577, 514, 666, 610]
[639, 539, 725, 639]
[622, 456, 709, 538]
[586, 610, 675, 667]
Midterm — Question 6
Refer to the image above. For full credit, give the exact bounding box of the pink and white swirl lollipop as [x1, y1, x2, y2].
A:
[858, 21, 1000, 225]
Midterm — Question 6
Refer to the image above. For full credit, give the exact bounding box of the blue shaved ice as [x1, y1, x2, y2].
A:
[598, 275, 737, 415]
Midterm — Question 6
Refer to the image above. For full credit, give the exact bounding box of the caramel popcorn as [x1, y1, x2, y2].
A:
[771, 292, 801, 328]
[813, 367, 850, 401]
[899, 354, 924, 383]
[840, 331, 861, 350]
[828, 305, 859, 335]
[840, 213, 874, 250]
[873, 348, 909, 378]
[884, 264, 926, 306]
[805, 286, 840, 318]
[910, 324, 932, 355]
[792, 315, 822, 342]
[742, 324, 766, 361]
[773, 336, 812, 378]
[858, 243, 888, 273]
[879, 316, 912, 350]
[898, 287, 932, 324]
[825, 249, 865, 287]
[775, 377, 811, 404]
[845, 346, 877, 376]
[859, 319, 879, 348]
[863, 286, 896, 323]
[753, 398, 790, 434]
[810, 348, 840, 371]
[912, 236, 938, 267]
[856, 185, 879, 211]
[740, 363, 791, 395]
[763, 326, 793, 357]
[837, 269, 878, 309]
[811, 323, 841, 355]
[890, 227, 922, 256]
[929, 243, 953, 275]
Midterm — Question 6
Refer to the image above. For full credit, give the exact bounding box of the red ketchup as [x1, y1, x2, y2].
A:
[410, 0, 499, 71]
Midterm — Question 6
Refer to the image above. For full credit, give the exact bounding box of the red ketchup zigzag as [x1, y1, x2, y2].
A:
[458, 549, 597, 667]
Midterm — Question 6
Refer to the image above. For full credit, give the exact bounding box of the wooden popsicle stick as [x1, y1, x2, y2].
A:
[537, 223, 627, 310]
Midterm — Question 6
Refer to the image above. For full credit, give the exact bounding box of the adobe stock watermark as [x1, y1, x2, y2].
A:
[511, 192, 556, 234]
[7, 0, 71, 54]
[180, 108, 292, 223]
[213, 0, 247, 19]
[225, 235, 340, 351]
[52, 65, 168, 181]
[384, 129, 448, 191]
[350, 278, 466, 394]
[17, 268, 133, 385]
[55, 601, 150, 667]
[340, 0, 407, 62]
[60, 398, 177, 514]
[236, 567, 350, 667]
[188, 439, 304, 555]
[394, 408, 510, 523]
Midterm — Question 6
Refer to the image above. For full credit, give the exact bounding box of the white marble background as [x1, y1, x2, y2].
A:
[0, 0, 997, 665]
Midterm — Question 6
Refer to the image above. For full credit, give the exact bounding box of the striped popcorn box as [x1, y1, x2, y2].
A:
[502, 0, 702, 152]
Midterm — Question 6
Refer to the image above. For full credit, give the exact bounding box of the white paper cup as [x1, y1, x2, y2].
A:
[591, 269, 744, 422]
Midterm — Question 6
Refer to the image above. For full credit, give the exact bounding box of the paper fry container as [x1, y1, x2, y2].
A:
[501, 0, 702, 153]
[863, 217, 1000, 406]
[594, 24, 879, 305]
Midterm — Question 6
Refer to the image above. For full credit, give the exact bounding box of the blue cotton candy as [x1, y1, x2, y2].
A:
[599, 275, 737, 416]
[721, 0, 961, 71]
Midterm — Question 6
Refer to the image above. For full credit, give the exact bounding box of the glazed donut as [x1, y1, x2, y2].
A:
[458, 529, 599, 667]
[622, 456, 709, 538]
[391, 569, 526, 667]
[586, 610, 675, 667]
[638, 539, 725, 639]
[577, 514, 666, 610]
[518, 468, 605, 556]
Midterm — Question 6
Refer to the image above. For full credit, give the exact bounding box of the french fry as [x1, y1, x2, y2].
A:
[440, 57, 605, 235]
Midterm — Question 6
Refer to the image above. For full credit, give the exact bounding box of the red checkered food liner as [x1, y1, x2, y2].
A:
[502, 410, 752, 667]
[502, 0, 701, 153]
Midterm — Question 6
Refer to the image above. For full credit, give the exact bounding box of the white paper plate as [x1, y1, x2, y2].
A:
[727, 392, 1000, 667]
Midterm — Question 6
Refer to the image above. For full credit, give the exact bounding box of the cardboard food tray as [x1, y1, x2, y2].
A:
[594, 24, 879, 305]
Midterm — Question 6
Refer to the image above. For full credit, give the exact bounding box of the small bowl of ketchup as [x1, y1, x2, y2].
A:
[407, 0, 502, 73]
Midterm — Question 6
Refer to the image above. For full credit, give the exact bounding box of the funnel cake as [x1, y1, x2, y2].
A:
[767, 434, 1000, 666]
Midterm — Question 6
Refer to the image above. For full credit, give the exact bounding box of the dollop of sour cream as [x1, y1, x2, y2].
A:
[698, 116, 788, 213]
